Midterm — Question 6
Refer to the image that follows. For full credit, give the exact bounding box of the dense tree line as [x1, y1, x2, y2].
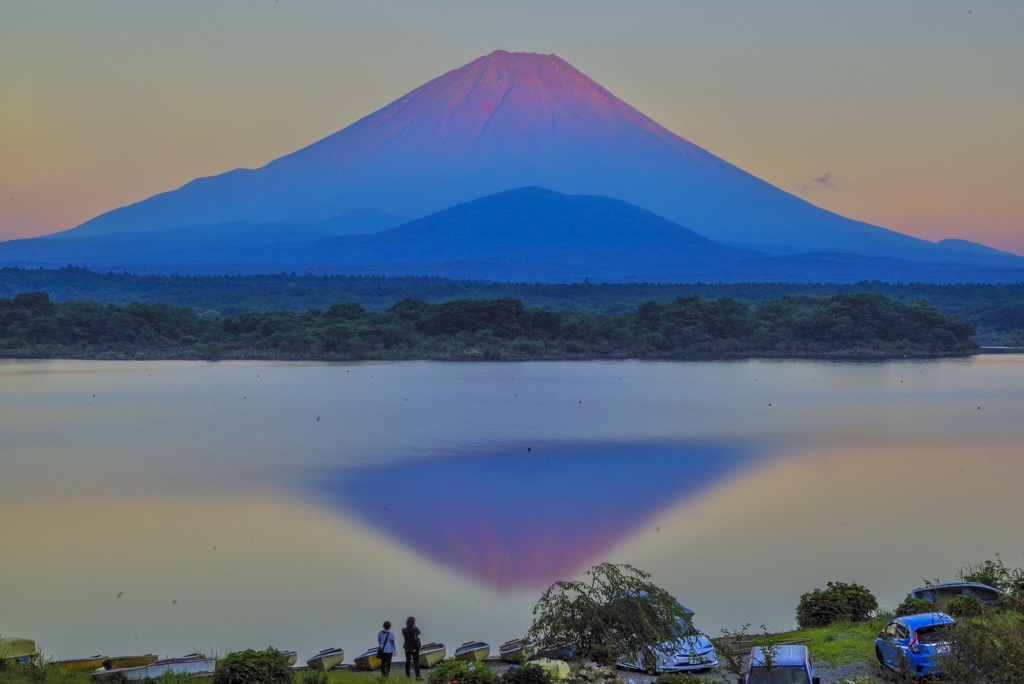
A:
[1, 267, 1021, 343]
[0, 291, 977, 360]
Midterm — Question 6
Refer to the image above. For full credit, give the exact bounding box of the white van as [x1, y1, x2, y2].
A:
[745, 645, 819, 684]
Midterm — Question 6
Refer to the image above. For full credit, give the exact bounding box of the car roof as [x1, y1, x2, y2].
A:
[619, 593, 695, 616]
[910, 582, 1001, 595]
[749, 645, 809, 667]
[897, 612, 956, 630]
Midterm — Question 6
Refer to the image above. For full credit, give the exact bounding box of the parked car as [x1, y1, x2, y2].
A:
[875, 612, 955, 677]
[617, 616, 717, 673]
[910, 582, 1001, 610]
[745, 644, 819, 684]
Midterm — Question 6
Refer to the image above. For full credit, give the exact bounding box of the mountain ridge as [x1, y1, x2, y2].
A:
[5, 50, 1021, 281]
[4, 186, 1023, 283]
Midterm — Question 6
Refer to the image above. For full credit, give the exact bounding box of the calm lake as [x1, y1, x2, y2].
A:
[3, 356, 1023, 662]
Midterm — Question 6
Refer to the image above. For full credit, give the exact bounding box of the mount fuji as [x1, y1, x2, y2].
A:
[3, 50, 1021, 280]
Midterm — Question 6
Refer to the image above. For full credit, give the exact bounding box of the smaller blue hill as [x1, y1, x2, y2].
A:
[2, 187, 1024, 284]
[306, 185, 748, 261]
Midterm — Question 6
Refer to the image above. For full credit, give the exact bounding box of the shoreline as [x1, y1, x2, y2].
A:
[313, 653, 871, 684]
[0, 350, 979, 363]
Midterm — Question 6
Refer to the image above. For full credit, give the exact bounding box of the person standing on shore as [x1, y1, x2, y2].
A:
[378, 621, 396, 678]
[402, 616, 422, 680]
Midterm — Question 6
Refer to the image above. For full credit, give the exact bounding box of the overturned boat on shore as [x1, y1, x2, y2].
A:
[102, 655, 159, 670]
[353, 648, 381, 671]
[94, 655, 215, 681]
[305, 647, 344, 671]
[530, 658, 570, 680]
[537, 641, 576, 661]
[499, 639, 536, 664]
[418, 642, 446, 668]
[0, 638, 38, 666]
[454, 641, 490, 662]
[53, 656, 107, 671]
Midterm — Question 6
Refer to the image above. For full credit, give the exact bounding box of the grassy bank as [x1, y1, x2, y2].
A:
[0, 667, 384, 684]
[746, 619, 887, 667]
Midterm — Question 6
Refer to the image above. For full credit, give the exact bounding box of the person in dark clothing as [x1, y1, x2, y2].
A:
[378, 621, 396, 678]
[402, 616, 422, 680]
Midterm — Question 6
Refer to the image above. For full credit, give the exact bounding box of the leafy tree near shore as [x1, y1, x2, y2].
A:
[893, 595, 933, 617]
[526, 563, 691, 670]
[213, 649, 293, 684]
[796, 581, 877, 628]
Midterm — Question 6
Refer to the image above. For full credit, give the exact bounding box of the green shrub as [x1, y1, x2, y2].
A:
[993, 593, 1024, 613]
[941, 614, 1024, 683]
[501, 664, 553, 684]
[462, 664, 499, 684]
[797, 587, 851, 628]
[562, 663, 624, 684]
[426, 660, 468, 684]
[0, 660, 51, 684]
[297, 672, 327, 684]
[426, 660, 498, 684]
[947, 594, 986, 617]
[212, 649, 292, 684]
[893, 596, 934, 617]
[653, 674, 703, 684]
[796, 582, 877, 628]
[956, 556, 1024, 594]
[0, 666, 111, 684]
[829, 582, 878, 621]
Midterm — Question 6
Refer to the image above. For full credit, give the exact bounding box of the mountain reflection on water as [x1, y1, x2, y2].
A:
[311, 441, 762, 591]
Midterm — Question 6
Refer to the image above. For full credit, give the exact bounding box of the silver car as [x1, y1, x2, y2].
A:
[618, 619, 718, 673]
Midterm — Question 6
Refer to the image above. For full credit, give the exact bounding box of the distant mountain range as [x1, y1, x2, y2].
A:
[4, 187, 1023, 283]
[2, 50, 1022, 283]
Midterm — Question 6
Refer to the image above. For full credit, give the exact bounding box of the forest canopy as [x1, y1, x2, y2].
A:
[0, 290, 977, 360]
[1, 267, 1021, 343]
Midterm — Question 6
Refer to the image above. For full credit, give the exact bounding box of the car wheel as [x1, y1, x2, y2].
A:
[645, 664, 658, 676]
[875, 647, 886, 667]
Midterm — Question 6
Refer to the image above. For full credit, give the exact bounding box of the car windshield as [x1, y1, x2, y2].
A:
[916, 625, 952, 644]
[747, 666, 811, 684]
[668, 618, 698, 638]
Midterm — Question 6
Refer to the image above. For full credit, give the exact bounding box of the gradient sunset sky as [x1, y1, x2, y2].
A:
[3, 1, 1023, 253]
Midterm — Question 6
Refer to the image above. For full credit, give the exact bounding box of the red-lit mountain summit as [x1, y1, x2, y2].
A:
[308, 49, 701, 157]
[15, 50, 1021, 275]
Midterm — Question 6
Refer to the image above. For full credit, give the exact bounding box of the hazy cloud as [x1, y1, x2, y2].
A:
[797, 172, 838, 194]
[814, 172, 837, 188]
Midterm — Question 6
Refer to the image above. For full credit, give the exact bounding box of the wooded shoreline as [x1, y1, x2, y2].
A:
[0, 291, 979, 361]
[4, 268, 1024, 344]
[0, 349, 978, 363]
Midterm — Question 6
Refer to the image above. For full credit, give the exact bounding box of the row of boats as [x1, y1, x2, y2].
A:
[307, 640, 568, 680]
[308, 638, 568, 671]
[0, 642, 218, 681]
[1, 637, 570, 680]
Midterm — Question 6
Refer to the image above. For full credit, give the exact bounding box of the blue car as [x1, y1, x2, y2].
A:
[875, 612, 955, 677]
